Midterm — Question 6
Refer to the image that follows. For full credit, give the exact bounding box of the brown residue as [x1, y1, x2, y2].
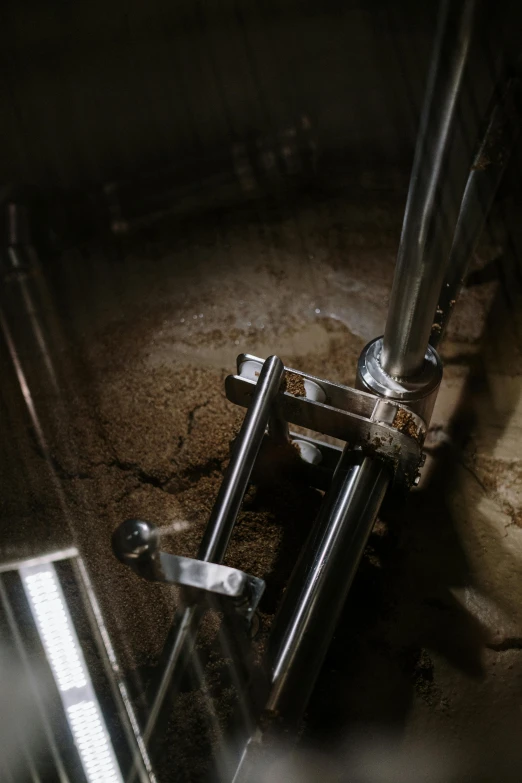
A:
[472, 153, 491, 171]
[392, 408, 419, 440]
[284, 371, 306, 397]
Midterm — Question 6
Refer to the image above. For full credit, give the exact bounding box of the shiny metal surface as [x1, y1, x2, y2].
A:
[431, 76, 522, 347]
[267, 456, 389, 718]
[381, 0, 478, 378]
[230, 455, 390, 781]
[155, 554, 263, 609]
[0, 548, 79, 573]
[0, 549, 155, 783]
[144, 355, 284, 744]
[112, 519, 265, 620]
[237, 353, 361, 412]
[0, 578, 70, 783]
[357, 336, 442, 423]
[199, 355, 285, 562]
[227, 370, 425, 488]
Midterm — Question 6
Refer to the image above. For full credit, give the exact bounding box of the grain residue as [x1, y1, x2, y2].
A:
[392, 408, 419, 440]
[284, 371, 306, 397]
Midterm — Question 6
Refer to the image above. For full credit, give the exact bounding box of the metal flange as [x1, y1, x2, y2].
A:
[357, 336, 442, 423]
[226, 354, 427, 490]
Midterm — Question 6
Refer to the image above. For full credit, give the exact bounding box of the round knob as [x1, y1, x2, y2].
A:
[112, 519, 159, 564]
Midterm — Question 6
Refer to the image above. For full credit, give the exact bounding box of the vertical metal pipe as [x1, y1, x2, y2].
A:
[73, 558, 156, 783]
[198, 355, 285, 562]
[143, 356, 285, 744]
[268, 455, 389, 720]
[229, 454, 390, 782]
[431, 76, 521, 347]
[381, 0, 478, 378]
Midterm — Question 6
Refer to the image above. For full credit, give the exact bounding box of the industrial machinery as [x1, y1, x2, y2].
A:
[110, 1, 521, 780]
[1, 0, 520, 781]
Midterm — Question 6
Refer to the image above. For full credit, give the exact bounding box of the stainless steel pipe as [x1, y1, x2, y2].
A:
[229, 454, 390, 782]
[381, 0, 478, 378]
[227, 7, 481, 776]
[143, 356, 285, 745]
[431, 76, 521, 347]
[198, 355, 285, 562]
[267, 454, 390, 722]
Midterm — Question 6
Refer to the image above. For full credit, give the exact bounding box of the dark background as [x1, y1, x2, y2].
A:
[0, 0, 518, 202]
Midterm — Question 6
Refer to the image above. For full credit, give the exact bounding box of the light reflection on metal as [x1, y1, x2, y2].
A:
[0, 307, 45, 447]
[0, 577, 71, 783]
[0, 549, 155, 783]
[0, 547, 80, 573]
[21, 563, 124, 783]
[73, 557, 156, 783]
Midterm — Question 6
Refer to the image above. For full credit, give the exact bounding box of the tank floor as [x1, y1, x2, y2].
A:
[2, 187, 522, 781]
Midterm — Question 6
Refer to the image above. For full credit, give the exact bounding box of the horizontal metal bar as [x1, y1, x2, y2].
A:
[237, 352, 377, 416]
[199, 355, 285, 562]
[226, 374, 423, 487]
[0, 547, 79, 573]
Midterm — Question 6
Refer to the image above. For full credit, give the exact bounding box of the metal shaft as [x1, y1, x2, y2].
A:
[431, 76, 521, 347]
[144, 355, 285, 743]
[382, 0, 478, 378]
[268, 454, 389, 720]
[229, 454, 389, 781]
[198, 355, 285, 562]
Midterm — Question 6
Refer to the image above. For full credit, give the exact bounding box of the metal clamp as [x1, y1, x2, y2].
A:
[226, 354, 427, 489]
[112, 519, 265, 623]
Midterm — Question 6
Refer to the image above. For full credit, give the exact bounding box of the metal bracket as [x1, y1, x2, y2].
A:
[112, 519, 265, 623]
[226, 354, 427, 490]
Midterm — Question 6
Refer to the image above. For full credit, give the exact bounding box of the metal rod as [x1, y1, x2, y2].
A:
[268, 455, 389, 716]
[381, 0, 478, 378]
[229, 454, 390, 781]
[144, 356, 285, 743]
[431, 76, 521, 347]
[72, 557, 156, 783]
[198, 355, 285, 562]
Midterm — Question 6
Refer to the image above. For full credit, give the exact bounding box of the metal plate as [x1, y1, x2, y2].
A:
[227, 355, 426, 488]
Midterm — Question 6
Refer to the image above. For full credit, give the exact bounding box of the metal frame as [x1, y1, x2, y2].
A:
[0, 549, 155, 783]
[227, 354, 427, 490]
[107, 0, 521, 778]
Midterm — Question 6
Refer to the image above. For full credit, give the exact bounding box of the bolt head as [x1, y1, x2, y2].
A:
[112, 519, 159, 564]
